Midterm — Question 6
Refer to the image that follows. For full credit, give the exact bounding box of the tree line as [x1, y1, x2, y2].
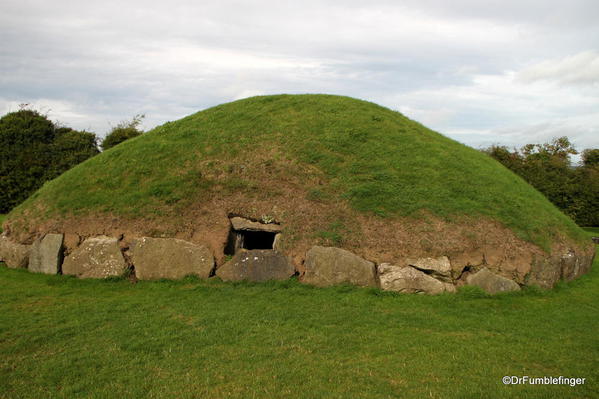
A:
[0, 107, 143, 213]
[483, 137, 598, 227]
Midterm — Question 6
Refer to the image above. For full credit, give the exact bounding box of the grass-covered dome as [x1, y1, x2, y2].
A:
[4, 94, 591, 284]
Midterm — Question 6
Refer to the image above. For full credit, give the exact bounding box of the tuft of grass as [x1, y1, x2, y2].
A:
[306, 188, 330, 202]
[0, 214, 5, 233]
[315, 221, 346, 246]
[0, 249, 597, 398]
[6, 94, 587, 249]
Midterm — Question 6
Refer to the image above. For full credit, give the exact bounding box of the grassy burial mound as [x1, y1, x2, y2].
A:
[1, 94, 594, 290]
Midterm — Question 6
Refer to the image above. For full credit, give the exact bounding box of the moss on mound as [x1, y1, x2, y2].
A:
[7, 94, 586, 250]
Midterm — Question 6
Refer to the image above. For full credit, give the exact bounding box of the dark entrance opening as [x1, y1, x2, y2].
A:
[243, 230, 276, 250]
[224, 229, 277, 255]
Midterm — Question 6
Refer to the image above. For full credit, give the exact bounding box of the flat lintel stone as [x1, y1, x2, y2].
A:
[230, 217, 282, 233]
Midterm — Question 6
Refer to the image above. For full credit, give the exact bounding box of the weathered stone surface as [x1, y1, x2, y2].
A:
[28, 233, 63, 274]
[216, 249, 295, 282]
[0, 235, 30, 269]
[579, 250, 596, 278]
[302, 246, 377, 287]
[62, 236, 126, 278]
[273, 233, 284, 251]
[132, 237, 214, 280]
[407, 256, 452, 282]
[561, 247, 594, 282]
[230, 217, 282, 233]
[527, 255, 561, 289]
[560, 249, 595, 282]
[527, 246, 595, 289]
[466, 267, 520, 294]
[560, 251, 580, 281]
[378, 263, 455, 294]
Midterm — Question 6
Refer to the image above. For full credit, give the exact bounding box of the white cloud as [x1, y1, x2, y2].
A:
[517, 51, 599, 86]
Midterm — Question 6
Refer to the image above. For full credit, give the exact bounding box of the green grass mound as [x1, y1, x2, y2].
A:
[7, 94, 585, 249]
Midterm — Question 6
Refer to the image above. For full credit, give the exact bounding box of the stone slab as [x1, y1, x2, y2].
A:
[132, 237, 214, 280]
[302, 246, 377, 287]
[379, 263, 455, 294]
[230, 217, 282, 233]
[407, 256, 452, 282]
[62, 236, 126, 278]
[216, 249, 295, 282]
[466, 267, 520, 294]
[28, 233, 63, 274]
[0, 235, 30, 269]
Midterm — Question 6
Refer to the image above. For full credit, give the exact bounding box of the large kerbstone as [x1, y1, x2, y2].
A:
[527, 246, 595, 289]
[132, 237, 214, 280]
[216, 249, 295, 282]
[378, 263, 455, 294]
[466, 267, 520, 294]
[28, 234, 64, 274]
[302, 246, 377, 287]
[559, 249, 595, 282]
[407, 256, 452, 282]
[62, 236, 127, 278]
[0, 235, 30, 269]
[527, 255, 561, 289]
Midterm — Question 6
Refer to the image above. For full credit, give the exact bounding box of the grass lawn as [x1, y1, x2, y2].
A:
[583, 227, 599, 237]
[0, 238, 597, 398]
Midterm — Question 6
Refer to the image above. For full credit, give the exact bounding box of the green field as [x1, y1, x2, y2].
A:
[0, 239, 596, 398]
[583, 227, 599, 237]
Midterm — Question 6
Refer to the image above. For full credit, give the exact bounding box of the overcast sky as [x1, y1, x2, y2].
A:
[1, 0, 598, 153]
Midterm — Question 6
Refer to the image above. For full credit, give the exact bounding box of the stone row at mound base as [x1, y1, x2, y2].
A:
[1, 231, 594, 295]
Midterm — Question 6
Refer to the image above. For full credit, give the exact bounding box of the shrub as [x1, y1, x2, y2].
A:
[101, 114, 144, 150]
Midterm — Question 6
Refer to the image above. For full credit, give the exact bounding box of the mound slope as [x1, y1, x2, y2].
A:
[3, 94, 594, 288]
